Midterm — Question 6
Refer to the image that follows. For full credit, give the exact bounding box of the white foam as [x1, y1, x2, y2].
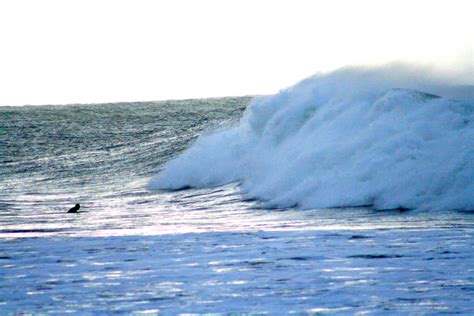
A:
[149, 64, 474, 211]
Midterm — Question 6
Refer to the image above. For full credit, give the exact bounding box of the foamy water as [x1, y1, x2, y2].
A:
[151, 65, 474, 211]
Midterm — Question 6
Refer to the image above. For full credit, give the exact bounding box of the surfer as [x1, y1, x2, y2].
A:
[67, 204, 80, 213]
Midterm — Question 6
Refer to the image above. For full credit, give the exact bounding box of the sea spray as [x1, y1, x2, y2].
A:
[149, 64, 474, 211]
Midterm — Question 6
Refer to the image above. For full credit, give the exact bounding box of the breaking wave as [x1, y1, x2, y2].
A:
[149, 64, 474, 211]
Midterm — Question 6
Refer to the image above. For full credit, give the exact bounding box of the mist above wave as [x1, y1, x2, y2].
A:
[149, 64, 474, 211]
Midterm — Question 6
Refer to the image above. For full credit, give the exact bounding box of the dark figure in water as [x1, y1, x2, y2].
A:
[67, 204, 80, 213]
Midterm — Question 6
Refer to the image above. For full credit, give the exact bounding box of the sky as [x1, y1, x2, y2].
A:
[0, 0, 472, 106]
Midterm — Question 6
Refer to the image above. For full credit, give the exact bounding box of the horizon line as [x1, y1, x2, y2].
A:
[0, 93, 265, 108]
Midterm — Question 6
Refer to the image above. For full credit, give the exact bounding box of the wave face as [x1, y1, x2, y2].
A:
[149, 65, 474, 211]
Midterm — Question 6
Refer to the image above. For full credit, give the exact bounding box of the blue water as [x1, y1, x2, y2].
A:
[1, 97, 473, 314]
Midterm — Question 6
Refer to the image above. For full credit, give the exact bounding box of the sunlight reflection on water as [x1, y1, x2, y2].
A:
[2, 183, 472, 239]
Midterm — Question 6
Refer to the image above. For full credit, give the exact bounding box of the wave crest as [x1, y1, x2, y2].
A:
[149, 64, 474, 211]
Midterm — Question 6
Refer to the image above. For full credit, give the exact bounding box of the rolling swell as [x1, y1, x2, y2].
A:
[1, 98, 250, 212]
[150, 64, 474, 211]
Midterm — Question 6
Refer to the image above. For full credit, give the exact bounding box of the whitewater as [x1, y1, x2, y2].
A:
[1, 64, 473, 314]
[150, 64, 474, 212]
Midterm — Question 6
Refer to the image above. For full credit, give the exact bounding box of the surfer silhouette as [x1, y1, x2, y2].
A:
[67, 204, 80, 213]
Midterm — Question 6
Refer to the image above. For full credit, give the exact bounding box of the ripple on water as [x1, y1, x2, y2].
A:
[4, 228, 472, 314]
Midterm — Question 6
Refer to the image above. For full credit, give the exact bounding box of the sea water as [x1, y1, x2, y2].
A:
[1, 65, 473, 314]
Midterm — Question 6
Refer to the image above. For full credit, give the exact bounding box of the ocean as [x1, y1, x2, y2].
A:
[1, 65, 473, 314]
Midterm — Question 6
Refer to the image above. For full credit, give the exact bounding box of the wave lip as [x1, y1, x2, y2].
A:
[150, 65, 474, 211]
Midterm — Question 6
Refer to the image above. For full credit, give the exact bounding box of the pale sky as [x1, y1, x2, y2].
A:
[0, 0, 472, 106]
